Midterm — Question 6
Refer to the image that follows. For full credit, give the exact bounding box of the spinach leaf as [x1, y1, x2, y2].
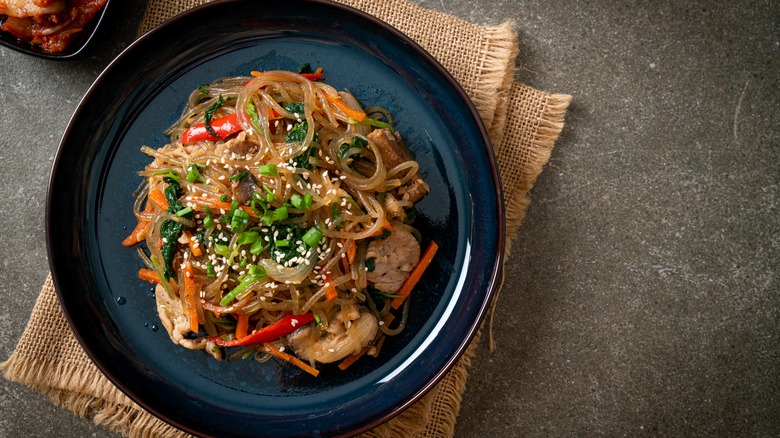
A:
[284, 102, 305, 115]
[163, 177, 184, 214]
[159, 220, 184, 280]
[204, 95, 225, 137]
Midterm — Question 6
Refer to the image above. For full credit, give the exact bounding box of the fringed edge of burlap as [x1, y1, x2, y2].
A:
[469, 21, 520, 131]
[504, 92, 572, 254]
[46, 389, 184, 438]
[1, 355, 189, 438]
[482, 22, 520, 145]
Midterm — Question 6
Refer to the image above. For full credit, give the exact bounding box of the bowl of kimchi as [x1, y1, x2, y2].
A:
[0, 0, 110, 59]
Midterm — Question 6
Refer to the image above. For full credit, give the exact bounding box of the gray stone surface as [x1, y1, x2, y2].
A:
[1, 1, 778, 437]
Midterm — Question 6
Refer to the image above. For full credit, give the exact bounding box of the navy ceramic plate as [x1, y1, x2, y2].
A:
[47, 1, 504, 436]
[0, 0, 112, 60]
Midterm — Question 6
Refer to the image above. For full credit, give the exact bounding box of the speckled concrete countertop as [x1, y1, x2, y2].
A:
[1, 1, 778, 436]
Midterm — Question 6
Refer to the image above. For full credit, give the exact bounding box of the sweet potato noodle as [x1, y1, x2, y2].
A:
[122, 69, 438, 376]
[0, 0, 106, 53]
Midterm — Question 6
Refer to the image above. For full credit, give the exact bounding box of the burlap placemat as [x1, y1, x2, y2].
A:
[1, 0, 571, 436]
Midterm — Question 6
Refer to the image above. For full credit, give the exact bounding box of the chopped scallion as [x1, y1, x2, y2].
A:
[152, 170, 181, 182]
[231, 208, 250, 233]
[250, 240, 265, 255]
[291, 192, 313, 210]
[175, 207, 193, 217]
[258, 164, 278, 176]
[214, 243, 230, 258]
[302, 226, 323, 247]
[186, 165, 206, 183]
[237, 231, 259, 245]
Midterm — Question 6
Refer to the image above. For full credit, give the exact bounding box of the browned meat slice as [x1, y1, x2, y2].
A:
[365, 229, 421, 294]
[287, 304, 378, 364]
[398, 177, 430, 203]
[367, 128, 411, 169]
[225, 134, 258, 156]
[231, 167, 258, 204]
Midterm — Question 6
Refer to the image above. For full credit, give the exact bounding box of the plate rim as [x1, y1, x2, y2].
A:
[46, 0, 506, 435]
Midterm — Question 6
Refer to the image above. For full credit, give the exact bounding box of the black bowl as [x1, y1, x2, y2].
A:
[47, 1, 504, 436]
[0, 0, 112, 60]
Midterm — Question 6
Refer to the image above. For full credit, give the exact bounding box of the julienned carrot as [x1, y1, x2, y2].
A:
[182, 230, 203, 256]
[122, 219, 149, 247]
[123, 201, 156, 246]
[390, 241, 439, 310]
[323, 272, 338, 301]
[148, 188, 169, 211]
[235, 313, 249, 340]
[324, 92, 366, 122]
[183, 262, 200, 334]
[263, 342, 320, 377]
[338, 346, 370, 371]
[138, 268, 160, 284]
[370, 217, 393, 237]
[345, 240, 357, 265]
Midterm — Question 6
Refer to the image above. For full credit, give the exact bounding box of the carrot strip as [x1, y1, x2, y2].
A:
[324, 92, 366, 122]
[183, 262, 200, 334]
[235, 313, 249, 340]
[369, 217, 393, 237]
[338, 346, 370, 371]
[324, 272, 338, 301]
[138, 268, 160, 284]
[345, 240, 356, 265]
[122, 219, 149, 246]
[122, 201, 155, 247]
[390, 241, 439, 310]
[263, 342, 320, 377]
[148, 189, 169, 211]
[182, 230, 203, 256]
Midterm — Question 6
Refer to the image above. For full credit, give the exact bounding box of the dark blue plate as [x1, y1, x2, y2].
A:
[47, 1, 504, 436]
[0, 0, 112, 60]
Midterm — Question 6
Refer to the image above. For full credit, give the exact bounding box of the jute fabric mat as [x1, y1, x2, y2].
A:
[1, 0, 571, 436]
